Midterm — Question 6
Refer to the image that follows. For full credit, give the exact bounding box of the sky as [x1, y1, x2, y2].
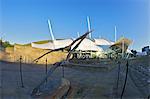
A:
[0, 0, 150, 51]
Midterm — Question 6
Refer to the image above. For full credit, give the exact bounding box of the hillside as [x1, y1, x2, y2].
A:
[0, 44, 67, 64]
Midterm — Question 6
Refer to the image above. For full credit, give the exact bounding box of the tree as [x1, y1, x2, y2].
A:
[1, 41, 14, 48]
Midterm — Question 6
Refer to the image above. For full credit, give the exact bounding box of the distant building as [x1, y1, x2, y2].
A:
[131, 46, 150, 57]
[30, 37, 133, 59]
[142, 46, 150, 55]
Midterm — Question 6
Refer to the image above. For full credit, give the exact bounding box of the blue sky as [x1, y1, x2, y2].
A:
[0, 0, 149, 51]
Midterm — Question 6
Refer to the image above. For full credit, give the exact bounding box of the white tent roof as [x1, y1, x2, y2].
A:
[31, 42, 54, 49]
[31, 39, 73, 49]
[53, 39, 73, 49]
[31, 38, 104, 52]
[71, 38, 103, 52]
[94, 38, 114, 45]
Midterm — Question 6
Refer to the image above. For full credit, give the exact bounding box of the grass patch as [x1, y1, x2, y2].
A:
[33, 40, 52, 44]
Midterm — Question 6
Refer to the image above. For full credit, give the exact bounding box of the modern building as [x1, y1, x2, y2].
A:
[71, 38, 105, 59]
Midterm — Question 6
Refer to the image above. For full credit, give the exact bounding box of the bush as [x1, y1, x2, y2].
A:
[0, 40, 14, 48]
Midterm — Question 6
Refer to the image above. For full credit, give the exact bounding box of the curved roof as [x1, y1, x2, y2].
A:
[53, 39, 73, 49]
[31, 38, 103, 52]
[110, 37, 132, 52]
[71, 38, 103, 52]
[94, 38, 114, 45]
[112, 37, 132, 47]
[31, 39, 73, 49]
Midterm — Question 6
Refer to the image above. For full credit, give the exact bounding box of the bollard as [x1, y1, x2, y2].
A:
[148, 95, 150, 99]
[19, 56, 24, 88]
[121, 60, 129, 99]
[45, 58, 48, 83]
[62, 64, 64, 78]
[116, 61, 121, 97]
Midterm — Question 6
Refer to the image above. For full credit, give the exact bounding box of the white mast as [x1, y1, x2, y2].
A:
[87, 16, 92, 58]
[99, 35, 102, 39]
[48, 19, 55, 41]
[87, 16, 91, 39]
[77, 32, 80, 38]
[114, 26, 117, 42]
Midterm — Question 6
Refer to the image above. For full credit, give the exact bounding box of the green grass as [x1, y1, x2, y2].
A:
[6, 39, 69, 47]
[14, 43, 31, 46]
[33, 39, 69, 44]
[14, 40, 52, 46]
[33, 40, 52, 44]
